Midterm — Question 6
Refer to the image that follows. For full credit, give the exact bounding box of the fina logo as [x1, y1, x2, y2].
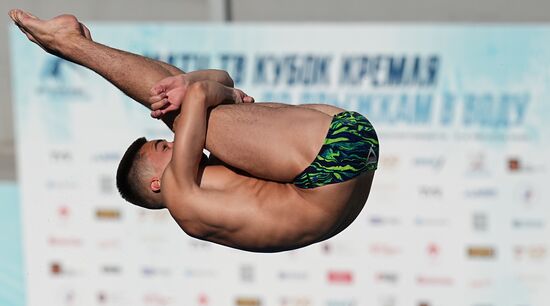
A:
[39, 57, 87, 97]
[42, 58, 68, 81]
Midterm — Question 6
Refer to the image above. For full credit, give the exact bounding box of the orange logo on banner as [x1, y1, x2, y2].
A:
[467, 247, 495, 258]
[95, 209, 121, 220]
[236, 298, 261, 306]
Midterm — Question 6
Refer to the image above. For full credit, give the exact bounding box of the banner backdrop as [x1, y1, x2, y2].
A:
[11, 24, 550, 306]
[0, 183, 24, 306]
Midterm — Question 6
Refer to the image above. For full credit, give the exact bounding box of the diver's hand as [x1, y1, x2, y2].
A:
[150, 75, 254, 119]
[231, 88, 255, 104]
[149, 74, 190, 119]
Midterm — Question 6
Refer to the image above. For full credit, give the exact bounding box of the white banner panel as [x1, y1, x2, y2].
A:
[11, 24, 550, 306]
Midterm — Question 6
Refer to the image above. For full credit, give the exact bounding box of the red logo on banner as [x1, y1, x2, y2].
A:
[58, 205, 70, 218]
[142, 293, 173, 306]
[198, 293, 209, 306]
[416, 275, 454, 286]
[369, 243, 401, 256]
[328, 271, 353, 284]
[427, 243, 440, 258]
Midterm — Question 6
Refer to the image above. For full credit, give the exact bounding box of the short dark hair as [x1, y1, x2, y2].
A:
[116, 137, 162, 210]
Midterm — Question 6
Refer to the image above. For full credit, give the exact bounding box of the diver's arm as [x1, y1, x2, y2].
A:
[162, 81, 246, 238]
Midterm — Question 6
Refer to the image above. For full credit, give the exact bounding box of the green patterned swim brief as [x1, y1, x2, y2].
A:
[293, 111, 379, 189]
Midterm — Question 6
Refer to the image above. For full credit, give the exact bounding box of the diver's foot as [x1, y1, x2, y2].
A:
[8, 9, 91, 54]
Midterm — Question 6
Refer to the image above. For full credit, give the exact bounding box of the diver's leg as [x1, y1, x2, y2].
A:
[206, 103, 333, 182]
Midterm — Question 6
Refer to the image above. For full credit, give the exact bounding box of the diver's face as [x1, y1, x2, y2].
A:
[142, 139, 174, 173]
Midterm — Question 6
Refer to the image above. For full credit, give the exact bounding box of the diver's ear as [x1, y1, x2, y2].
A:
[150, 177, 161, 192]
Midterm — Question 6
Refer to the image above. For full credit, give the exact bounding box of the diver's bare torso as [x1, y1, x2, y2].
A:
[164, 101, 375, 252]
[169, 157, 375, 253]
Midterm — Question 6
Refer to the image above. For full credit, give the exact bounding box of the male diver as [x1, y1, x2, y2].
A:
[10, 9, 379, 252]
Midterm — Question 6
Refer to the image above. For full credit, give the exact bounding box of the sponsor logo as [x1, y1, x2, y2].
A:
[139, 233, 168, 245]
[467, 246, 496, 259]
[142, 266, 172, 278]
[142, 293, 173, 306]
[235, 297, 261, 306]
[321, 242, 333, 254]
[467, 152, 488, 175]
[463, 188, 497, 198]
[39, 58, 87, 98]
[512, 218, 545, 229]
[507, 157, 546, 173]
[320, 241, 356, 256]
[97, 238, 122, 250]
[468, 277, 493, 289]
[367, 147, 378, 165]
[50, 262, 78, 276]
[415, 216, 448, 227]
[48, 236, 83, 247]
[369, 243, 402, 256]
[278, 270, 309, 281]
[57, 205, 71, 220]
[416, 275, 454, 286]
[379, 155, 399, 170]
[95, 209, 121, 220]
[368, 215, 401, 226]
[183, 268, 218, 279]
[377, 295, 396, 306]
[101, 264, 122, 275]
[508, 158, 521, 172]
[91, 152, 120, 163]
[97, 290, 124, 305]
[42, 58, 69, 80]
[517, 186, 537, 207]
[49, 150, 73, 163]
[50, 263, 62, 274]
[472, 213, 489, 231]
[325, 300, 356, 306]
[515, 273, 546, 284]
[417, 302, 431, 306]
[522, 188, 535, 203]
[97, 291, 107, 305]
[54, 289, 79, 306]
[99, 175, 115, 195]
[412, 156, 445, 171]
[240, 264, 255, 283]
[197, 293, 210, 306]
[417, 185, 443, 198]
[46, 179, 78, 190]
[426, 242, 440, 259]
[138, 210, 173, 223]
[375, 272, 399, 284]
[514, 245, 547, 261]
[280, 297, 312, 306]
[53, 205, 75, 226]
[327, 270, 354, 284]
[375, 182, 401, 194]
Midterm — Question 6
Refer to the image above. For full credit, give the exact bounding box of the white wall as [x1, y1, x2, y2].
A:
[233, 0, 550, 22]
[2, 0, 550, 180]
